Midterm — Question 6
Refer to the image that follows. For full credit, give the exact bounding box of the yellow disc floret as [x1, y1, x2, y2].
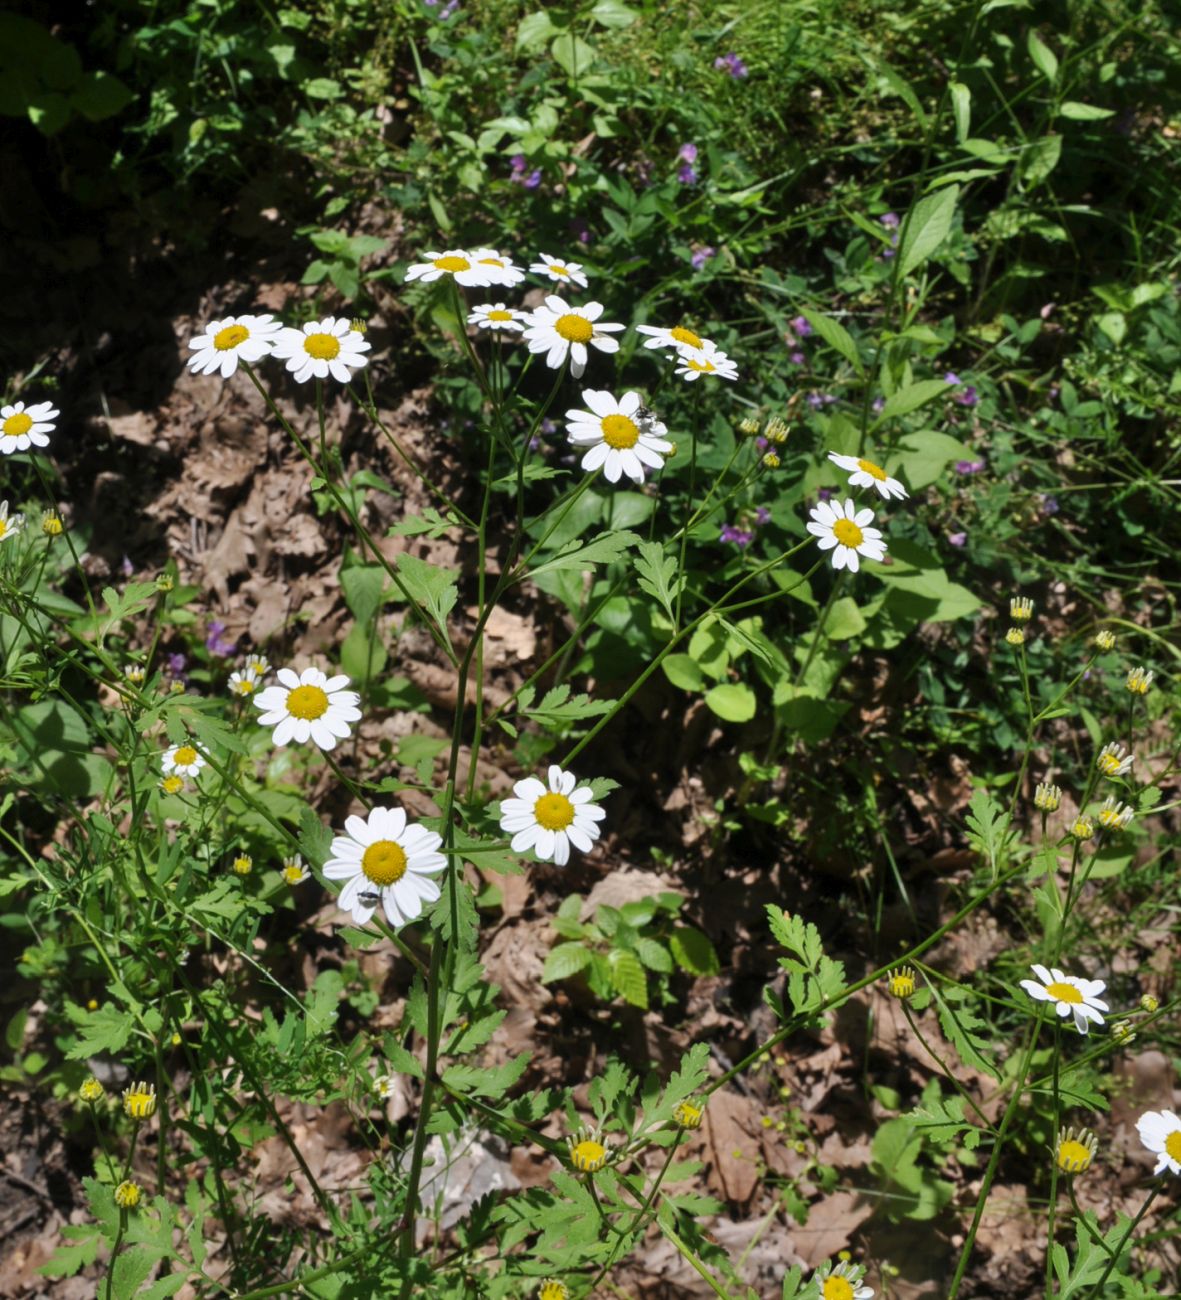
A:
[1045, 981, 1083, 1005]
[569, 1136, 608, 1172]
[122, 1081, 157, 1121]
[173, 745, 198, 767]
[833, 519, 864, 547]
[555, 314, 594, 343]
[600, 414, 640, 449]
[286, 684, 330, 719]
[434, 254, 470, 273]
[214, 323, 249, 351]
[114, 1180, 141, 1209]
[303, 333, 341, 361]
[362, 840, 408, 886]
[3, 411, 33, 437]
[670, 325, 703, 349]
[534, 792, 575, 831]
[856, 458, 888, 481]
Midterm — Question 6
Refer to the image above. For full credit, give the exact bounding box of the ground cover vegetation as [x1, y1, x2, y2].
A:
[1, 0, 1180, 1295]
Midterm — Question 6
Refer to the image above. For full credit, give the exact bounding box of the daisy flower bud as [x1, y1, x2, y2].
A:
[79, 1076, 105, 1103]
[1070, 816, 1094, 842]
[122, 1081, 157, 1121]
[1055, 1126, 1097, 1175]
[1097, 796, 1134, 831]
[1010, 596, 1034, 622]
[1033, 782, 1062, 812]
[566, 1126, 612, 1173]
[886, 966, 917, 999]
[538, 1280, 569, 1300]
[672, 1098, 705, 1130]
[1126, 666, 1153, 695]
[114, 1180, 142, 1210]
[1141, 994, 1159, 1013]
[1005, 627, 1025, 647]
[1096, 741, 1133, 779]
[232, 854, 253, 875]
[42, 511, 63, 536]
[1093, 629, 1116, 650]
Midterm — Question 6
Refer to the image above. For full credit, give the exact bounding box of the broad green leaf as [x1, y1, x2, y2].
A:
[549, 33, 597, 78]
[395, 552, 458, 643]
[542, 942, 593, 983]
[825, 596, 868, 641]
[1059, 100, 1115, 121]
[70, 70, 134, 121]
[897, 185, 959, 277]
[609, 949, 648, 1008]
[662, 653, 705, 692]
[516, 11, 558, 49]
[669, 927, 720, 976]
[872, 379, 952, 426]
[633, 937, 673, 973]
[589, 0, 638, 27]
[895, 430, 973, 490]
[1018, 134, 1062, 188]
[800, 309, 864, 377]
[1027, 29, 1058, 82]
[341, 566, 386, 624]
[949, 82, 971, 142]
[528, 529, 638, 579]
[704, 682, 757, 723]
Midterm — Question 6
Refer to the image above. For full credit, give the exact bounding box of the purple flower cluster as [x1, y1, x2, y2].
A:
[954, 459, 986, 476]
[205, 620, 237, 658]
[691, 246, 715, 270]
[879, 211, 900, 259]
[944, 371, 979, 407]
[785, 314, 812, 364]
[807, 392, 838, 410]
[677, 142, 698, 186]
[510, 154, 541, 189]
[713, 52, 749, 79]
[720, 505, 773, 548]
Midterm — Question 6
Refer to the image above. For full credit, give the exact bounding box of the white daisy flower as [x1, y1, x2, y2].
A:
[1096, 741, 1134, 779]
[812, 1260, 874, 1300]
[523, 296, 624, 378]
[636, 323, 716, 355]
[271, 317, 371, 384]
[529, 252, 589, 289]
[161, 742, 206, 778]
[467, 248, 525, 287]
[827, 451, 908, 501]
[1126, 666, 1154, 695]
[404, 250, 497, 287]
[498, 764, 606, 867]
[806, 498, 888, 572]
[1097, 796, 1134, 831]
[124, 663, 146, 685]
[0, 501, 25, 544]
[323, 805, 447, 927]
[565, 390, 672, 485]
[1019, 964, 1108, 1035]
[245, 654, 271, 676]
[672, 347, 739, 382]
[1, 400, 58, 454]
[253, 666, 362, 750]
[186, 314, 282, 379]
[374, 1073, 398, 1100]
[228, 666, 262, 697]
[280, 854, 309, 885]
[1137, 1110, 1181, 1176]
[468, 303, 527, 333]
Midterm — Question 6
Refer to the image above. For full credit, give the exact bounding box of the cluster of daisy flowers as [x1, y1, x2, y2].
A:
[187, 313, 371, 384]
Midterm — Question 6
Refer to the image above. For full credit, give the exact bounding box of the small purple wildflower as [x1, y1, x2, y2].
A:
[510, 154, 541, 188]
[789, 350, 805, 365]
[677, 164, 698, 185]
[678, 143, 698, 163]
[790, 315, 813, 337]
[955, 386, 978, 407]
[205, 620, 236, 658]
[947, 531, 967, 548]
[120, 555, 134, 577]
[872, 396, 885, 413]
[944, 371, 962, 386]
[540, 418, 557, 435]
[954, 459, 986, 476]
[879, 212, 900, 229]
[167, 653, 187, 676]
[1040, 494, 1060, 516]
[569, 217, 591, 245]
[817, 487, 834, 502]
[755, 436, 769, 451]
[714, 52, 749, 79]
[720, 523, 754, 548]
[755, 506, 771, 525]
[691, 246, 714, 270]
[807, 392, 837, 410]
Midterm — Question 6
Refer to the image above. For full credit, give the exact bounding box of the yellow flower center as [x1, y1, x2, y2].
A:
[3, 412, 32, 436]
[213, 323, 249, 351]
[1045, 981, 1083, 1004]
[434, 254, 470, 272]
[671, 325, 703, 349]
[1166, 1131, 1181, 1162]
[115, 1181, 141, 1209]
[889, 973, 915, 998]
[282, 866, 304, 884]
[362, 839, 408, 886]
[173, 746, 198, 766]
[286, 684, 330, 719]
[161, 775, 183, 795]
[534, 792, 575, 831]
[487, 309, 514, 321]
[233, 856, 252, 874]
[43, 514, 62, 535]
[673, 1100, 703, 1128]
[823, 1278, 855, 1300]
[1072, 819, 1093, 839]
[303, 332, 341, 360]
[539, 1284, 568, 1300]
[687, 357, 716, 373]
[0, 519, 7, 539]
[570, 1138, 607, 1171]
[478, 256, 506, 267]
[123, 1086, 156, 1119]
[601, 414, 640, 449]
[555, 313, 593, 343]
[1057, 1138, 1093, 1171]
[549, 263, 571, 276]
[856, 458, 888, 481]
[833, 519, 864, 547]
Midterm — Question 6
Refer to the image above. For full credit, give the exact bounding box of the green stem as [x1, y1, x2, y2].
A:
[1088, 1185, 1159, 1297]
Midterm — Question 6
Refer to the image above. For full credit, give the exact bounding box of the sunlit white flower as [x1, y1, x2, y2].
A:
[1, 400, 58, 454]
[1137, 1110, 1181, 1176]
[530, 252, 588, 288]
[1096, 741, 1134, 779]
[374, 1072, 397, 1100]
[0, 501, 24, 544]
[280, 854, 309, 885]
[161, 742, 206, 778]
[253, 666, 361, 750]
[323, 805, 447, 927]
[523, 296, 624, 378]
[565, 390, 672, 484]
[499, 764, 606, 867]
[1097, 796, 1134, 831]
[271, 317, 371, 384]
[124, 663, 146, 686]
[186, 314, 282, 379]
[673, 346, 739, 382]
[468, 303, 527, 333]
[229, 666, 262, 697]
[1126, 666, 1154, 695]
[811, 1259, 874, 1300]
[1020, 964, 1108, 1035]
[467, 248, 525, 287]
[827, 451, 907, 500]
[636, 323, 716, 355]
[807, 498, 887, 572]
[404, 249, 497, 287]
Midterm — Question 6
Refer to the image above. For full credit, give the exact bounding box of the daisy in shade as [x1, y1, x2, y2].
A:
[523, 297, 624, 378]
[1, 400, 59, 454]
[161, 741, 206, 778]
[468, 303, 527, 333]
[1020, 964, 1108, 1035]
[404, 250, 497, 287]
[806, 498, 888, 572]
[1137, 1110, 1181, 1176]
[565, 390, 672, 485]
[673, 346, 739, 382]
[271, 317, 371, 384]
[529, 252, 589, 289]
[187, 314, 282, 379]
[467, 248, 525, 287]
[636, 323, 716, 356]
[827, 451, 908, 501]
[323, 805, 447, 928]
[0, 501, 25, 544]
[811, 1260, 874, 1299]
[253, 666, 362, 750]
[499, 764, 606, 866]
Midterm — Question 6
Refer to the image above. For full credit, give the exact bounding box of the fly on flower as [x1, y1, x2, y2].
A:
[323, 806, 447, 928]
[564, 390, 672, 485]
[187, 315, 282, 379]
[271, 317, 371, 384]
